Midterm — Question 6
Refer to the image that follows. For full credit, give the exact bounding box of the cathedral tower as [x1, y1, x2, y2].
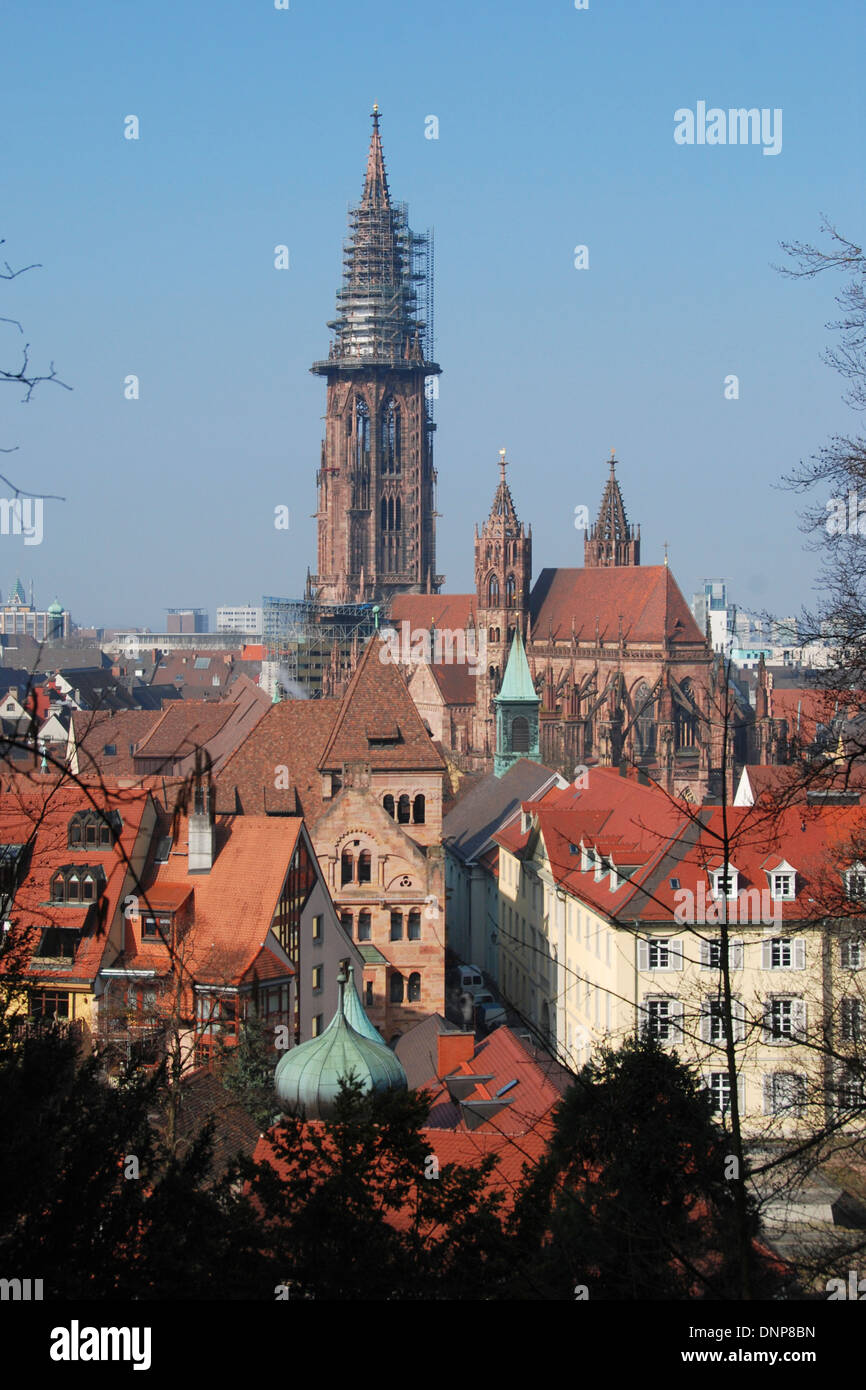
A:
[311, 107, 441, 604]
[584, 451, 640, 567]
[473, 450, 532, 756]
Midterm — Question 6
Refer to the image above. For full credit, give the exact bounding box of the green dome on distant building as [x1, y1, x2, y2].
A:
[274, 968, 407, 1119]
[48, 598, 63, 616]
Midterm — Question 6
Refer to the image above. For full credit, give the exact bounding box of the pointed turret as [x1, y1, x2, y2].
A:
[494, 628, 541, 777]
[584, 451, 641, 567]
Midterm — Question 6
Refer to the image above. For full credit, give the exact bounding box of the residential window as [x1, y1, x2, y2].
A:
[312, 965, 323, 993]
[28, 987, 69, 1018]
[842, 998, 863, 1042]
[312, 914, 323, 941]
[364, 981, 373, 1007]
[837, 1069, 865, 1110]
[765, 1072, 805, 1117]
[841, 940, 863, 969]
[771, 938, 792, 969]
[772, 872, 794, 900]
[408, 971, 421, 1003]
[390, 911, 403, 941]
[707, 999, 728, 1043]
[408, 909, 421, 941]
[340, 911, 353, 936]
[846, 867, 866, 900]
[703, 938, 743, 970]
[765, 997, 805, 1043]
[640, 938, 681, 971]
[644, 997, 680, 1043]
[358, 850, 372, 884]
[708, 1072, 732, 1116]
[357, 910, 371, 942]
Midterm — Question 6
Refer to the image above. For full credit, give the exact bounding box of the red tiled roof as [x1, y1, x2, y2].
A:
[142, 814, 301, 981]
[0, 779, 154, 986]
[319, 636, 446, 773]
[70, 709, 163, 778]
[215, 699, 340, 820]
[417, 1025, 568, 1134]
[428, 663, 476, 706]
[530, 565, 705, 645]
[388, 594, 476, 631]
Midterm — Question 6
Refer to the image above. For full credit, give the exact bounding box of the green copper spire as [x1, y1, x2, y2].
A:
[494, 628, 541, 777]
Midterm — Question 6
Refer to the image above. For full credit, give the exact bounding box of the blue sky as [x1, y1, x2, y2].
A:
[1, 0, 863, 630]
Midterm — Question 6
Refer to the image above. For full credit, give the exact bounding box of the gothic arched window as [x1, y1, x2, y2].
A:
[355, 397, 370, 470]
[383, 794, 395, 818]
[488, 574, 500, 606]
[675, 678, 699, 750]
[505, 574, 516, 608]
[381, 398, 401, 474]
[634, 681, 656, 757]
[511, 716, 530, 752]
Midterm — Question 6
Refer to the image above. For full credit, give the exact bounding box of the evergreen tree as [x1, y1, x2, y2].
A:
[247, 1077, 512, 1300]
[509, 1035, 789, 1300]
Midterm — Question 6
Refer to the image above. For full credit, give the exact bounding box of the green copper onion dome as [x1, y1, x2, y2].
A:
[343, 962, 387, 1045]
[274, 967, 407, 1118]
[48, 598, 63, 616]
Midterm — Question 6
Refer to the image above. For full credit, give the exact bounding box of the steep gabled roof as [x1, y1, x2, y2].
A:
[319, 636, 445, 772]
[529, 565, 704, 646]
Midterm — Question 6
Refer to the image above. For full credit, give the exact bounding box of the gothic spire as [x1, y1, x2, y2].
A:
[362, 103, 390, 210]
[485, 449, 522, 535]
[584, 450, 641, 567]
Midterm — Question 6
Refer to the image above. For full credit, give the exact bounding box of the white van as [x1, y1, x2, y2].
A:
[450, 964, 484, 995]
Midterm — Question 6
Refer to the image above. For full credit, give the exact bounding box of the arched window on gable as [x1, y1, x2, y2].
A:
[412, 794, 425, 825]
[358, 849, 372, 884]
[82, 875, 95, 902]
[51, 872, 65, 903]
[390, 972, 404, 1004]
[383, 794, 395, 818]
[340, 849, 353, 886]
[397, 794, 411, 824]
[67, 874, 80, 902]
[408, 971, 421, 1002]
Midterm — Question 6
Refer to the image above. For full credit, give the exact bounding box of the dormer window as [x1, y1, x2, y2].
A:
[67, 810, 119, 851]
[770, 865, 796, 900]
[846, 864, 866, 900]
[710, 865, 738, 899]
[50, 864, 105, 905]
[580, 842, 592, 872]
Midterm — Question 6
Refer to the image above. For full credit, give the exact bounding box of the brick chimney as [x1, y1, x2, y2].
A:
[437, 1031, 475, 1077]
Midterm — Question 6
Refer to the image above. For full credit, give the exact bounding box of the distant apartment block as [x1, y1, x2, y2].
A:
[217, 605, 263, 636]
[166, 608, 208, 634]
